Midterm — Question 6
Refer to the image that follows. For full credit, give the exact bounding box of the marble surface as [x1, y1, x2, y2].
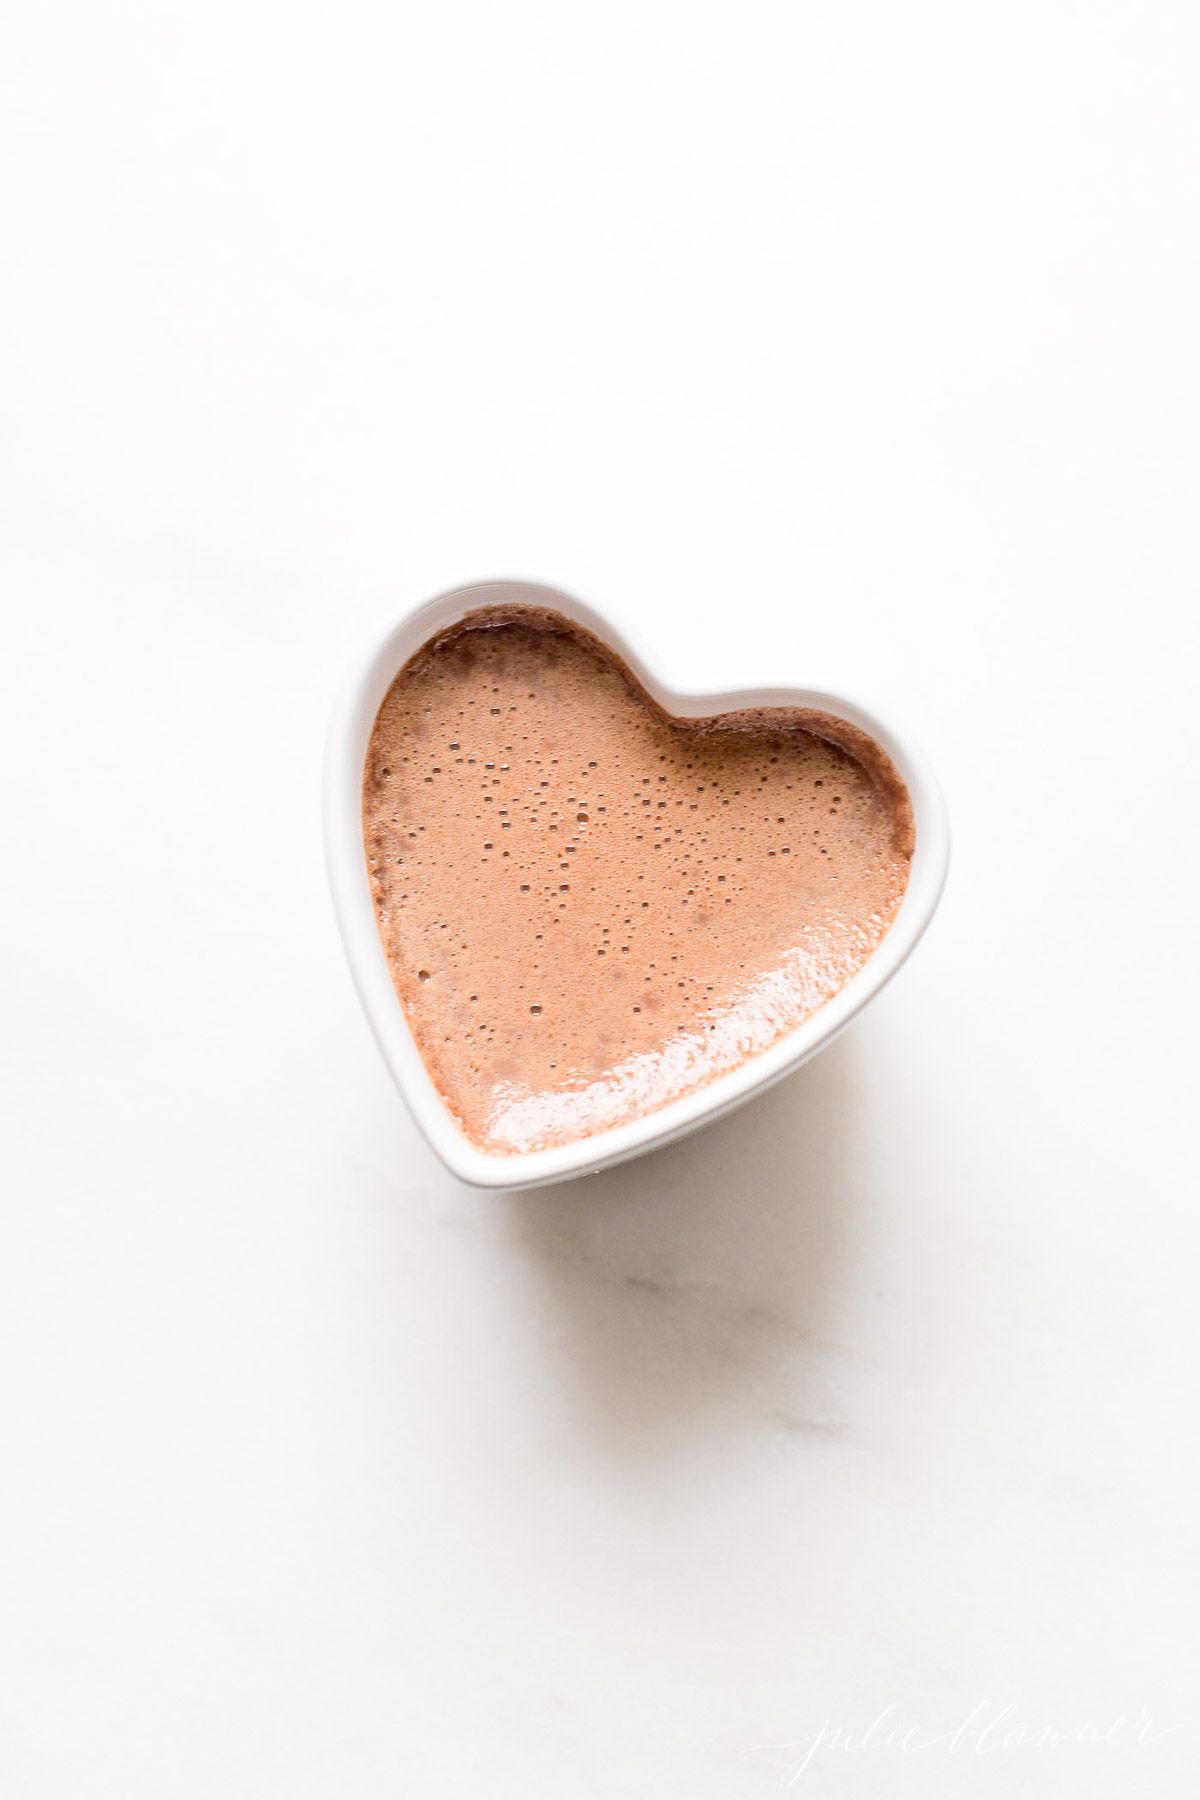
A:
[2, 3, 1198, 1794]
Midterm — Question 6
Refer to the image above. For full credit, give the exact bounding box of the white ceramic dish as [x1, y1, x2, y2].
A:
[324, 579, 949, 1190]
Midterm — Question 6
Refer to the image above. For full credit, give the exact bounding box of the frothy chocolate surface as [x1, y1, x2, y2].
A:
[363, 608, 913, 1154]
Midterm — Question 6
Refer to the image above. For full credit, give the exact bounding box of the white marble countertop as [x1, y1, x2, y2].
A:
[2, 4, 1197, 1794]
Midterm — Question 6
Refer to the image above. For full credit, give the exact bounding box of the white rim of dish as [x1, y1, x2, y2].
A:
[323, 579, 950, 1190]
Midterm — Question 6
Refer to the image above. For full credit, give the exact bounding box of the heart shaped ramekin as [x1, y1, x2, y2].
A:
[324, 579, 949, 1190]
